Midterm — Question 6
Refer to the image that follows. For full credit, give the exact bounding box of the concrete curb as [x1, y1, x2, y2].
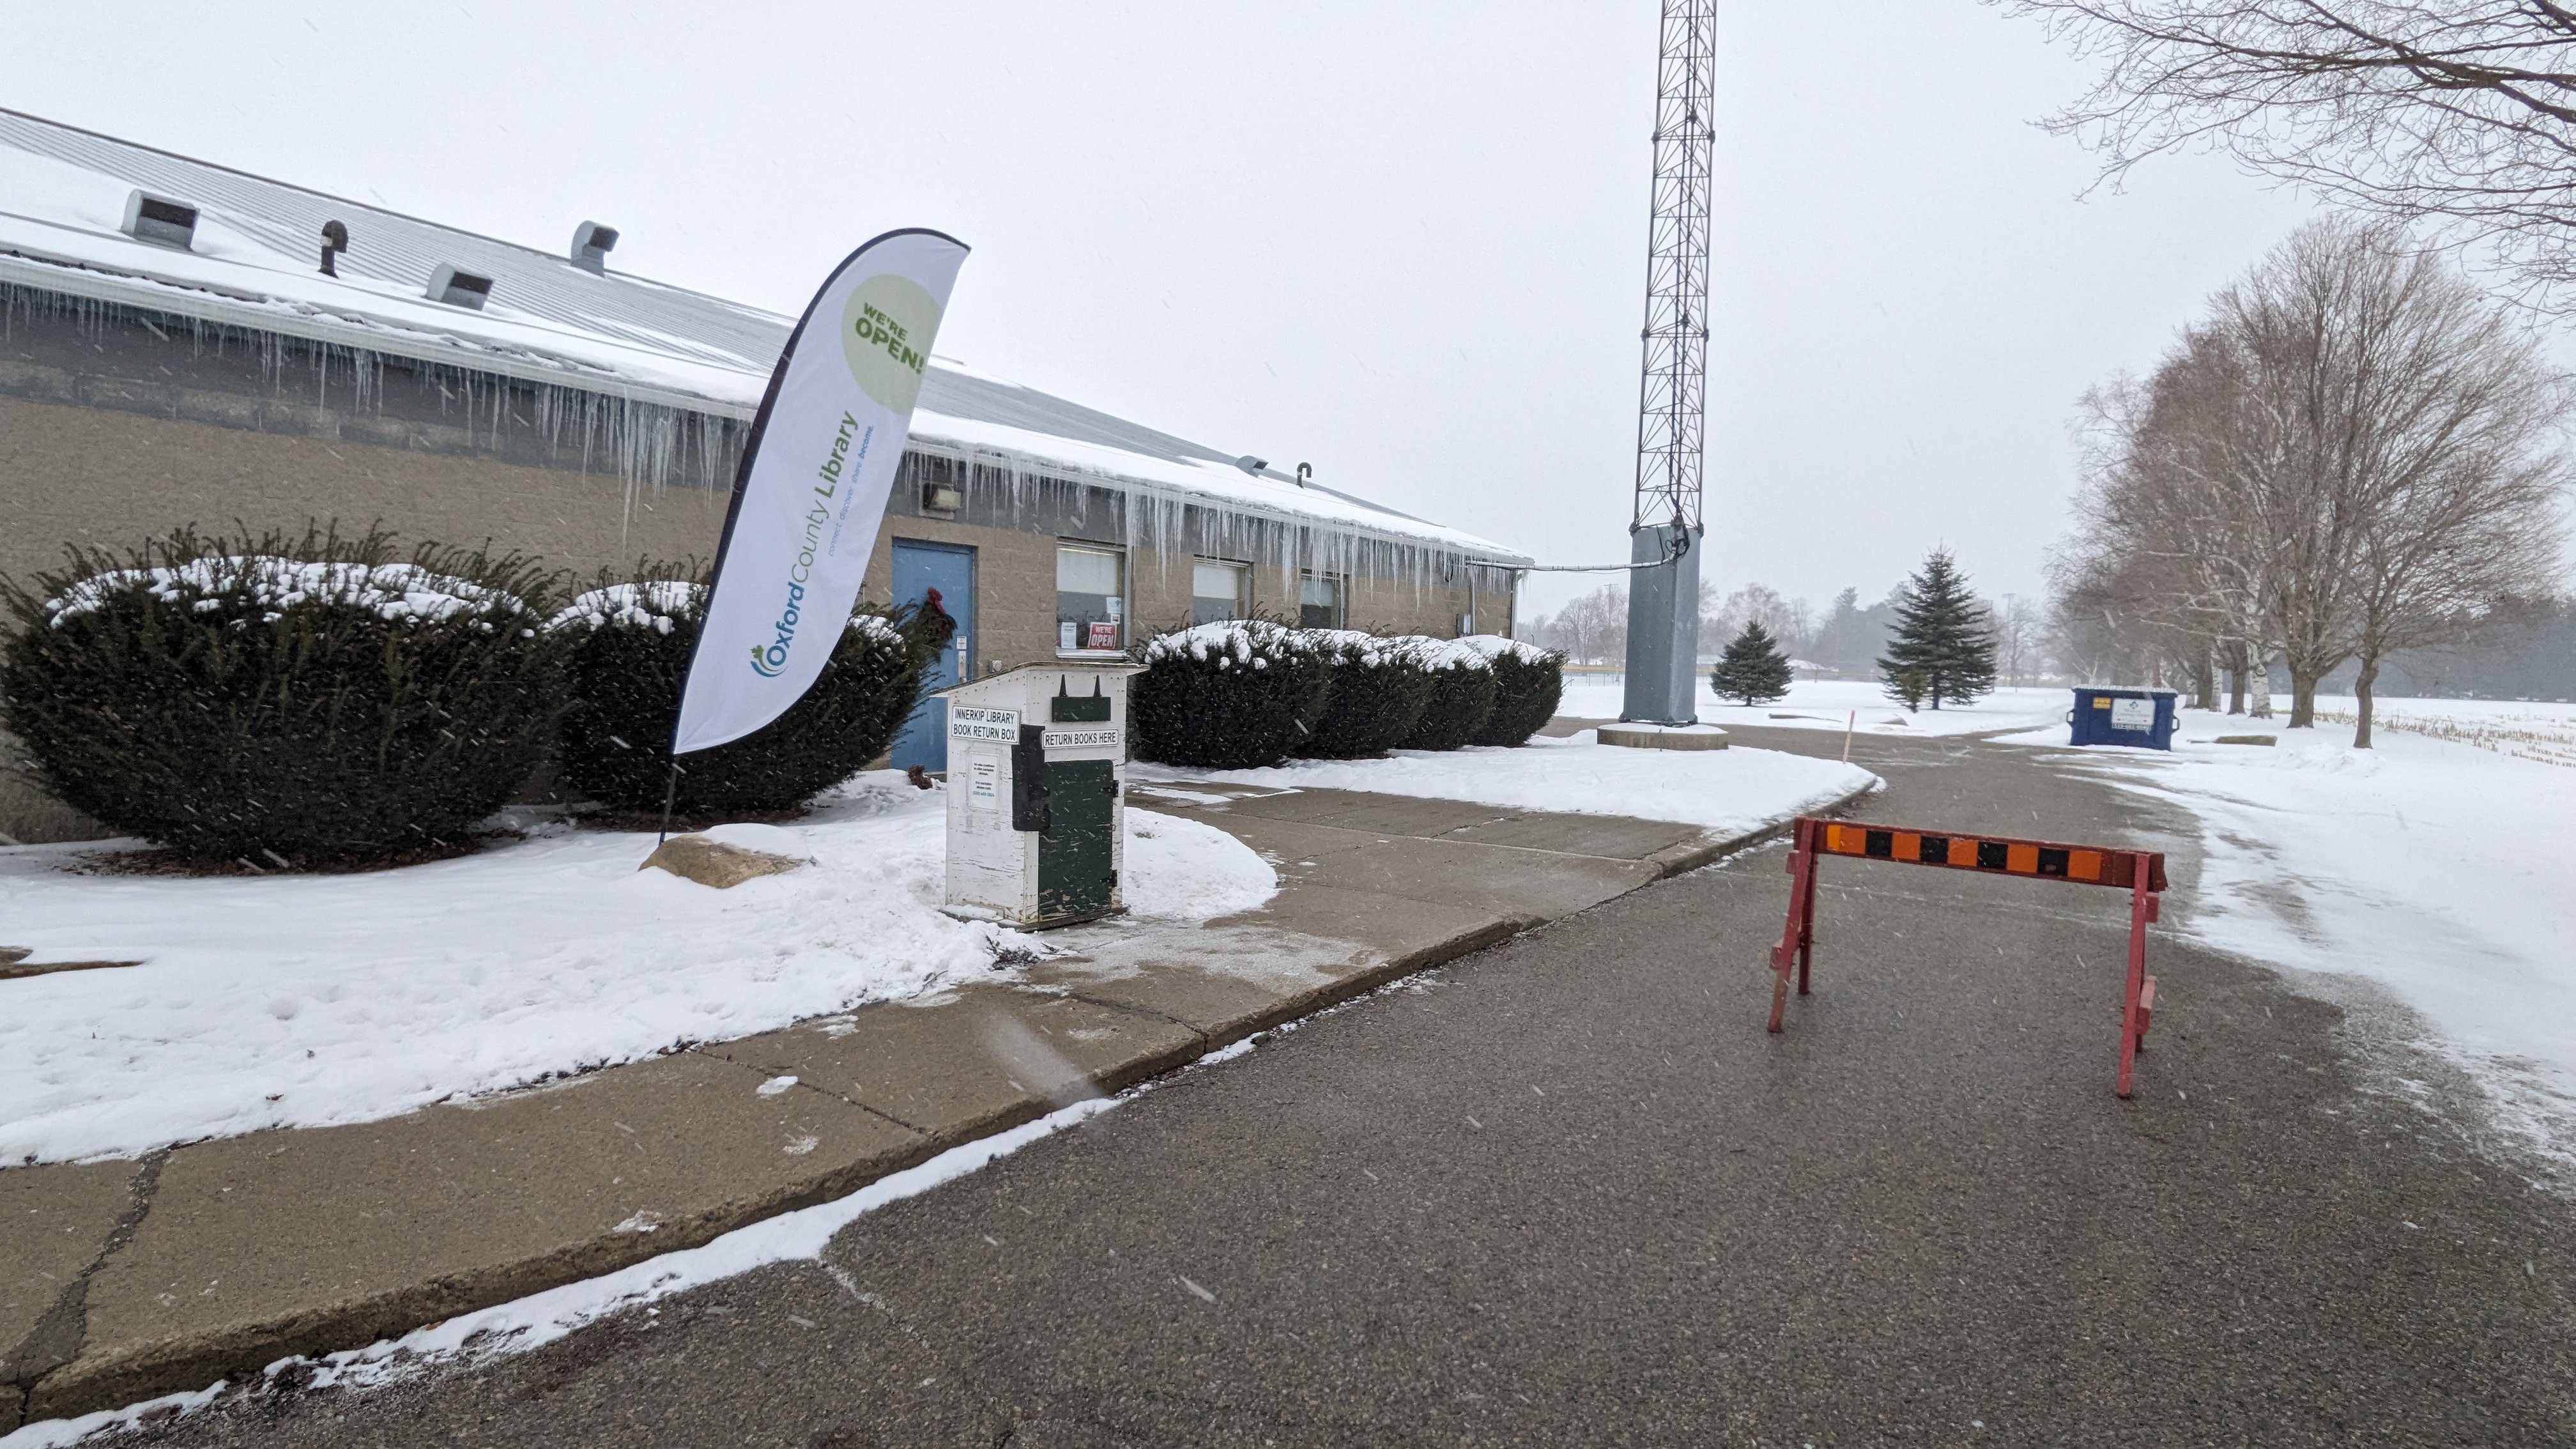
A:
[3, 781, 1878, 1429]
[1641, 780, 1880, 879]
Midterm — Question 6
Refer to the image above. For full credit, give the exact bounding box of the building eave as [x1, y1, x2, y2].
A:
[901, 433, 1535, 569]
[0, 250, 762, 422]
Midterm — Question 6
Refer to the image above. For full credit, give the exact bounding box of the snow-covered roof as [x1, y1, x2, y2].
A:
[0, 108, 1529, 565]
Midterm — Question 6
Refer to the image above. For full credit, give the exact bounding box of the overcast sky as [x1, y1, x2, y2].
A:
[1, 1, 2327, 618]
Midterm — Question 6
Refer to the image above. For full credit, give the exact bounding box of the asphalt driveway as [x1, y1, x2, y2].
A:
[112, 727, 2576, 1447]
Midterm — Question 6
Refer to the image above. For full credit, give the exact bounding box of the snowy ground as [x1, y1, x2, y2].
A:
[1135, 731, 1878, 836]
[2300, 695, 2576, 768]
[1557, 677, 2073, 739]
[2012, 700, 2576, 1167]
[0, 775, 1275, 1167]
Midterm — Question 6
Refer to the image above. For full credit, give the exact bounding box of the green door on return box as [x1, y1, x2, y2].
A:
[1038, 759, 1116, 920]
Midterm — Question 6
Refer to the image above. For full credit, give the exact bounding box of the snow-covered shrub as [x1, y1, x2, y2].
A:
[1397, 637, 1499, 751]
[551, 563, 949, 817]
[0, 526, 567, 866]
[1464, 635, 1565, 746]
[1296, 629, 1434, 758]
[1130, 620, 1331, 769]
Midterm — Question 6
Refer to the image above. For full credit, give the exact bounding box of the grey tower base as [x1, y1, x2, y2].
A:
[1620, 523, 1703, 725]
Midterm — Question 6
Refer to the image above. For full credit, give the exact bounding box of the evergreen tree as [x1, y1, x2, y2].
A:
[1876, 548, 1997, 709]
[1709, 620, 1794, 706]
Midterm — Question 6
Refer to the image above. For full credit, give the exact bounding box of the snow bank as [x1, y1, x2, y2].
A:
[1135, 731, 1877, 836]
[0, 783, 1274, 1166]
[44, 558, 514, 627]
[2304, 696, 2576, 769]
[1123, 812, 1278, 921]
[1555, 677, 2072, 739]
[2058, 711, 2576, 1164]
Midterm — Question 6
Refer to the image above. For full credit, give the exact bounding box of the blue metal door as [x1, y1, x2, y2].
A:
[889, 540, 975, 772]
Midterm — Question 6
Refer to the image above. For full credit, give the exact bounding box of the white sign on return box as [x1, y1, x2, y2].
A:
[967, 753, 999, 809]
[950, 705, 1020, 742]
[1041, 727, 1120, 750]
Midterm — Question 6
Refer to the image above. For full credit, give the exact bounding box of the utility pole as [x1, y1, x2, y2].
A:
[1621, 0, 1715, 725]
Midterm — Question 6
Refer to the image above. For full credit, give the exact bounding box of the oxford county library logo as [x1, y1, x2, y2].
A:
[747, 408, 861, 679]
[746, 532, 811, 678]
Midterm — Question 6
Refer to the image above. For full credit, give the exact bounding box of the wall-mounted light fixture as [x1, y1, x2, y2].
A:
[120, 190, 198, 250]
[569, 221, 619, 273]
[318, 220, 348, 277]
[425, 263, 494, 310]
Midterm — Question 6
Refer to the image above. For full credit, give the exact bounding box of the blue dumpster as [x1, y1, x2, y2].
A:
[2069, 687, 2179, 749]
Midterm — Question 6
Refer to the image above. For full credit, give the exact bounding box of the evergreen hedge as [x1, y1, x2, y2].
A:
[1397, 638, 1498, 751]
[0, 525, 566, 866]
[1298, 629, 1434, 758]
[1462, 636, 1564, 746]
[551, 565, 949, 816]
[1130, 620, 1331, 768]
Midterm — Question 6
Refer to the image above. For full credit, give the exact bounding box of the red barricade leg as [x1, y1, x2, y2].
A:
[1795, 837, 1820, 997]
[2117, 852, 2156, 1098]
[1768, 819, 1816, 1034]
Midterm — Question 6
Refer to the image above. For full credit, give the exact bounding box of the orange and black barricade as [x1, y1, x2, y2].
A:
[1767, 817, 2170, 1097]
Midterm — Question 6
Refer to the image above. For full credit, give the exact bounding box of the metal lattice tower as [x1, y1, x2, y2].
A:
[1632, 0, 1715, 536]
[1618, 0, 1716, 726]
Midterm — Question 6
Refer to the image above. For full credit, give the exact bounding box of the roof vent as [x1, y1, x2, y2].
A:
[569, 221, 618, 273]
[1233, 455, 1269, 477]
[120, 190, 199, 250]
[425, 263, 494, 310]
[319, 220, 348, 277]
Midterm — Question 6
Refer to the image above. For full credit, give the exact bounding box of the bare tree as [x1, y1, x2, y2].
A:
[2058, 332, 2276, 696]
[2343, 369, 2570, 742]
[2056, 218, 2569, 738]
[1711, 584, 1813, 655]
[2007, 1, 2576, 302]
[1532, 584, 1630, 666]
[2239, 218, 2569, 730]
[1991, 594, 2039, 684]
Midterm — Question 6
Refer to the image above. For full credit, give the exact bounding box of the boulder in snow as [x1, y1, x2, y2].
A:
[639, 834, 806, 889]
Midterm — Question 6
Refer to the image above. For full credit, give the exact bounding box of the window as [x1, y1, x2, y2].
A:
[1056, 543, 1126, 652]
[1192, 560, 1249, 625]
[1298, 574, 1343, 630]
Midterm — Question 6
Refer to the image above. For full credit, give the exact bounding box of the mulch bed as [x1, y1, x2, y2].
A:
[573, 804, 813, 834]
[40, 798, 839, 877]
[1, 958, 141, 981]
[68, 832, 515, 877]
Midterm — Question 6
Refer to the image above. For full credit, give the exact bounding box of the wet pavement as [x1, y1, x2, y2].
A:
[109, 728, 2576, 1447]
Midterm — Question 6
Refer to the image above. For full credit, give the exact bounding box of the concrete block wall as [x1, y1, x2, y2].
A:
[856, 511, 1503, 675]
[0, 395, 733, 590]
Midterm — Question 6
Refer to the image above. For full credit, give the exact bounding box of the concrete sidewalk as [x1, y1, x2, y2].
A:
[0, 777, 1859, 1429]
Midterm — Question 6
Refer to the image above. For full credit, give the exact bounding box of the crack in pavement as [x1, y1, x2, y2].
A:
[5, 1147, 171, 1396]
